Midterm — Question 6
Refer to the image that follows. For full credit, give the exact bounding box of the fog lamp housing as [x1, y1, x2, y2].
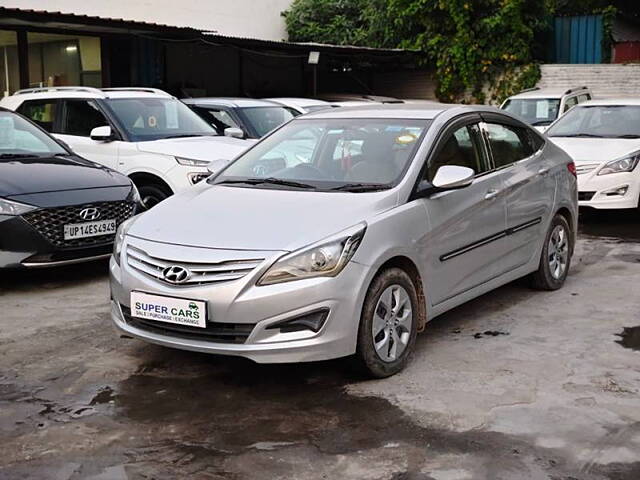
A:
[266, 308, 330, 333]
[601, 185, 629, 197]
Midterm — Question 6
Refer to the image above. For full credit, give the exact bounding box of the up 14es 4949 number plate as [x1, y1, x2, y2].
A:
[63, 219, 117, 240]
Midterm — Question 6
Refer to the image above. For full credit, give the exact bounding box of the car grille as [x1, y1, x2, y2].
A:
[126, 245, 264, 286]
[578, 191, 596, 201]
[120, 305, 254, 344]
[575, 164, 599, 175]
[22, 201, 135, 248]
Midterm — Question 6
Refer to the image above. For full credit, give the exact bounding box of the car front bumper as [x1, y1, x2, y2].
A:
[109, 237, 370, 363]
[577, 170, 640, 210]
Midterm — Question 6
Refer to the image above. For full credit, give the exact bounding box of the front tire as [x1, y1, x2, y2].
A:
[138, 183, 172, 209]
[354, 268, 419, 378]
[530, 214, 572, 290]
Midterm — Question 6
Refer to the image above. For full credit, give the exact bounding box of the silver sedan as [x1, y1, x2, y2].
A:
[109, 104, 578, 377]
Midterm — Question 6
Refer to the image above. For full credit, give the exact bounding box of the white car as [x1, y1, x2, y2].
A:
[501, 86, 593, 132]
[0, 87, 250, 207]
[546, 98, 640, 210]
[264, 97, 335, 115]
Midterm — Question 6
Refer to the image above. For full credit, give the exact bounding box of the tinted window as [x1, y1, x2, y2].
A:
[240, 107, 295, 137]
[564, 96, 578, 112]
[427, 124, 485, 180]
[17, 100, 59, 132]
[195, 107, 240, 135]
[485, 123, 533, 168]
[0, 111, 66, 156]
[61, 100, 109, 137]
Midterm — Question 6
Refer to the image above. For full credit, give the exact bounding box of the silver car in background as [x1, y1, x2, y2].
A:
[110, 104, 578, 377]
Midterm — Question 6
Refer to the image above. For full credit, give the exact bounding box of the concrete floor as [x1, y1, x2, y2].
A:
[1, 210, 639, 480]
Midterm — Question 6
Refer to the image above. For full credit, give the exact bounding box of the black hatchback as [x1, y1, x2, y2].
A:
[0, 108, 142, 268]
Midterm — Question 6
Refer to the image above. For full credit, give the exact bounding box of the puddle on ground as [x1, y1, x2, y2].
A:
[615, 326, 640, 351]
[579, 210, 640, 243]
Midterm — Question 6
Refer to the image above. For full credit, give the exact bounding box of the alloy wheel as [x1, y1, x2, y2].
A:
[372, 284, 413, 362]
[548, 224, 569, 279]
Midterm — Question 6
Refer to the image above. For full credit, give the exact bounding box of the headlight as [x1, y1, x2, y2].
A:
[258, 223, 366, 286]
[0, 197, 37, 216]
[128, 184, 142, 204]
[113, 216, 137, 266]
[598, 152, 640, 175]
[175, 156, 210, 167]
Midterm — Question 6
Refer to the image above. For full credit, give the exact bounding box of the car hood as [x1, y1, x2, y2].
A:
[0, 155, 130, 197]
[128, 184, 398, 251]
[136, 135, 253, 161]
[549, 137, 640, 164]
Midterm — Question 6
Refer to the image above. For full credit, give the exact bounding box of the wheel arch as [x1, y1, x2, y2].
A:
[554, 206, 575, 254]
[128, 172, 173, 194]
[374, 255, 428, 332]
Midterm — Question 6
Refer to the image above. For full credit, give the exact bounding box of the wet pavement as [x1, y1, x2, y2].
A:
[1, 210, 639, 479]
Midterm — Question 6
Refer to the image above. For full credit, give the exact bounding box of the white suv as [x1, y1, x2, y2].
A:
[501, 86, 593, 132]
[0, 87, 250, 207]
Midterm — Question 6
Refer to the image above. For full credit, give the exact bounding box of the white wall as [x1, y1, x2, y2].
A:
[0, 0, 294, 41]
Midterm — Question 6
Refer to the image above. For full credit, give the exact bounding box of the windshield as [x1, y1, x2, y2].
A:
[546, 105, 640, 138]
[211, 118, 429, 191]
[502, 98, 560, 126]
[0, 111, 67, 158]
[239, 107, 296, 137]
[106, 98, 215, 142]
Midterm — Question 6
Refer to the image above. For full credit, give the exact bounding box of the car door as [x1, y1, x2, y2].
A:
[419, 116, 508, 306]
[56, 98, 120, 170]
[480, 114, 555, 273]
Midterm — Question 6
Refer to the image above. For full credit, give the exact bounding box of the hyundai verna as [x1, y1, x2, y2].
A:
[110, 104, 577, 377]
[545, 98, 640, 210]
[0, 108, 141, 268]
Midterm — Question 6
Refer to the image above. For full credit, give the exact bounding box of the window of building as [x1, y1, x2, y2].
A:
[0, 30, 19, 97]
[61, 99, 109, 136]
[27, 32, 102, 89]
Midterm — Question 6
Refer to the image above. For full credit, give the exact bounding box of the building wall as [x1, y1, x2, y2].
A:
[613, 42, 640, 63]
[0, 0, 294, 41]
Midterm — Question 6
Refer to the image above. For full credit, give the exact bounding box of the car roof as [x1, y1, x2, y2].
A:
[573, 97, 640, 107]
[265, 97, 330, 106]
[9, 87, 175, 101]
[182, 97, 281, 108]
[508, 87, 591, 100]
[301, 103, 473, 120]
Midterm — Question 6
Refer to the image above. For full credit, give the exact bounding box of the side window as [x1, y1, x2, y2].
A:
[199, 108, 240, 134]
[564, 96, 578, 112]
[16, 100, 59, 133]
[427, 124, 485, 180]
[484, 123, 534, 168]
[61, 100, 109, 137]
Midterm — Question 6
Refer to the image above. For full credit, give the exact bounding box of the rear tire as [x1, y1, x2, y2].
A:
[354, 268, 419, 378]
[138, 183, 172, 209]
[530, 214, 572, 290]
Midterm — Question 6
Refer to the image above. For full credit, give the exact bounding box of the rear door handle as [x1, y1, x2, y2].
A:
[485, 189, 500, 200]
[538, 167, 550, 176]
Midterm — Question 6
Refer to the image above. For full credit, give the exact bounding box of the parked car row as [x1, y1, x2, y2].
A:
[3, 80, 635, 378]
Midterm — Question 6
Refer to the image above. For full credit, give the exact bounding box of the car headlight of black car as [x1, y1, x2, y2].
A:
[0, 197, 37, 216]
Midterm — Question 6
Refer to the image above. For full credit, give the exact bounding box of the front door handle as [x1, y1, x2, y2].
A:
[538, 167, 550, 176]
[485, 189, 500, 200]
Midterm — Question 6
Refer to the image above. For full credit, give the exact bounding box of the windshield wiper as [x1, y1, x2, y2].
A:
[551, 133, 604, 138]
[161, 133, 215, 139]
[615, 134, 640, 139]
[217, 177, 317, 189]
[0, 153, 40, 159]
[330, 182, 391, 192]
[531, 120, 552, 126]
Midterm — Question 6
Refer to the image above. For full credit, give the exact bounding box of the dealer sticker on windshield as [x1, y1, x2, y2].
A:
[130, 291, 207, 328]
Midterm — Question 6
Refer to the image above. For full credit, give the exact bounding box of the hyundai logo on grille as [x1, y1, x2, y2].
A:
[162, 265, 191, 284]
[79, 207, 101, 221]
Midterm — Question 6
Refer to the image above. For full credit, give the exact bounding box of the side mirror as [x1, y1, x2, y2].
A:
[207, 158, 230, 175]
[224, 127, 244, 139]
[90, 125, 113, 142]
[415, 165, 475, 198]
